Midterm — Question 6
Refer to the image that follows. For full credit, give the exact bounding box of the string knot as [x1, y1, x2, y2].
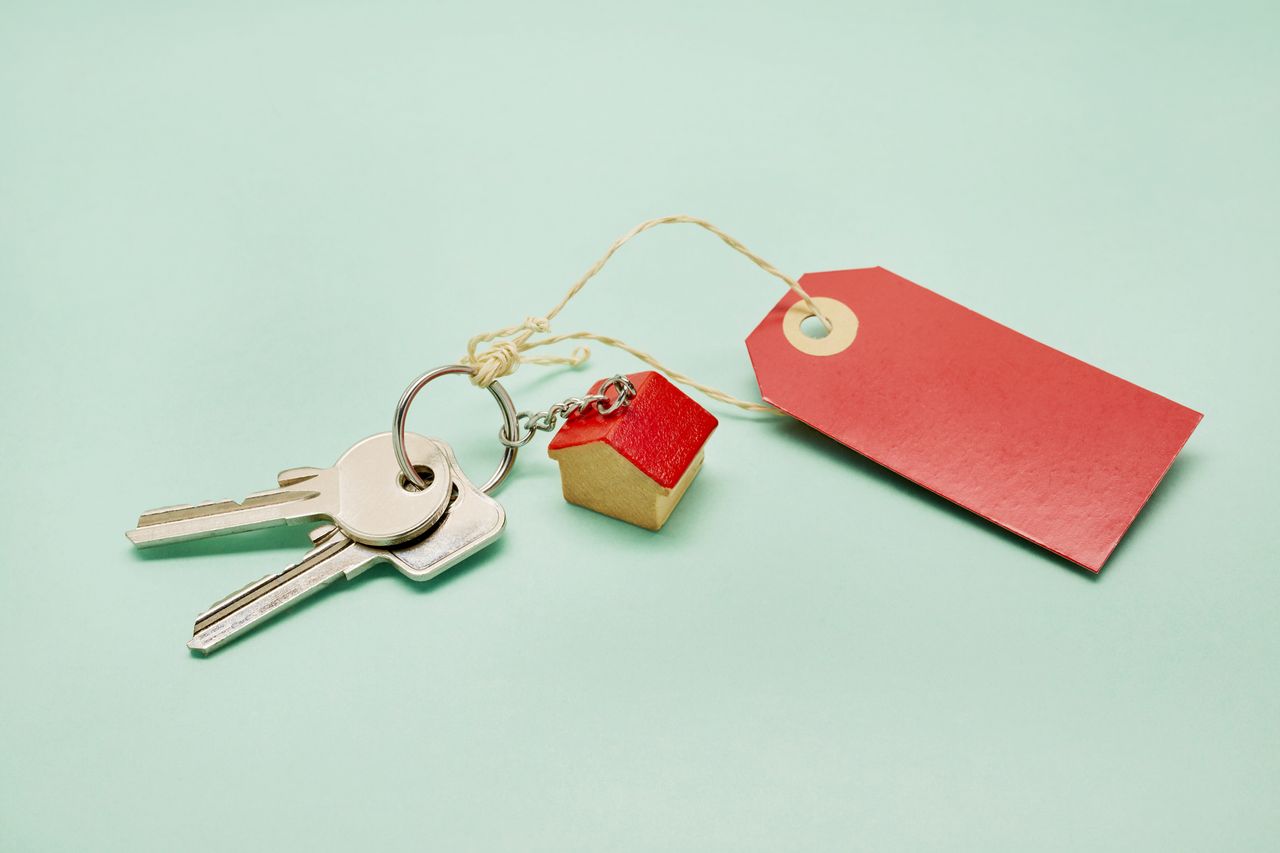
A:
[472, 341, 523, 386]
[458, 216, 817, 412]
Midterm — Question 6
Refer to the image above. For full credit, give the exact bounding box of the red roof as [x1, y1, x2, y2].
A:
[547, 371, 718, 489]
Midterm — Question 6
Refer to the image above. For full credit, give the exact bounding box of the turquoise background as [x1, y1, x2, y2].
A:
[2, 2, 1277, 850]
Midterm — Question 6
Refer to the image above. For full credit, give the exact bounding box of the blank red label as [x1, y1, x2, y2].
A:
[746, 267, 1202, 572]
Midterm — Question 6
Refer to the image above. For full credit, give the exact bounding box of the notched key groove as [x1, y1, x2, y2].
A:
[135, 491, 319, 527]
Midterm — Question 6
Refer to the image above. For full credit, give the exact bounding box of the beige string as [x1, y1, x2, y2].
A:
[461, 215, 830, 413]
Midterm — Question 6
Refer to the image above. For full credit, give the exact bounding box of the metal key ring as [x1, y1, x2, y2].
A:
[392, 364, 519, 494]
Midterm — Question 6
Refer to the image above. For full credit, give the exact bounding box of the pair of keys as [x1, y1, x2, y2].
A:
[128, 433, 505, 653]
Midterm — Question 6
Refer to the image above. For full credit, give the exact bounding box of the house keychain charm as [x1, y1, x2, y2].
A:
[546, 371, 718, 530]
[495, 371, 719, 530]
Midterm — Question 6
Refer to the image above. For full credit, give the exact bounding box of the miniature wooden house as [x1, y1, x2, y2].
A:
[547, 371, 718, 530]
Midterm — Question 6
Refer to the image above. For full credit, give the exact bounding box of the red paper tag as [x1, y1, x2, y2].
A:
[746, 267, 1202, 572]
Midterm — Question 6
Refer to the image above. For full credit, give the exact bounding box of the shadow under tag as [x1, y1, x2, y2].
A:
[746, 267, 1202, 573]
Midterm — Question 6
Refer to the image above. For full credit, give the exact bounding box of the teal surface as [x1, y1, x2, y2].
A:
[2, 2, 1277, 850]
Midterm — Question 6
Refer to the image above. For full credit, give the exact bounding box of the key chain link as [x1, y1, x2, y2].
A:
[498, 375, 636, 448]
[392, 364, 521, 493]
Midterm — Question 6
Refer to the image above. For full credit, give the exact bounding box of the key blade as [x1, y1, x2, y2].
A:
[126, 485, 326, 548]
[188, 534, 381, 654]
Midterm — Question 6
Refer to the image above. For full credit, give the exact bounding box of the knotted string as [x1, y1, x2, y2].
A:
[461, 215, 831, 413]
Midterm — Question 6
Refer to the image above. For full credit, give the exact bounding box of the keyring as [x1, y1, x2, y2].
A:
[392, 364, 519, 494]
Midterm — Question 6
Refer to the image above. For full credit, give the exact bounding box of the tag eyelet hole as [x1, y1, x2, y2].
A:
[783, 296, 859, 357]
[799, 314, 831, 339]
[399, 465, 435, 493]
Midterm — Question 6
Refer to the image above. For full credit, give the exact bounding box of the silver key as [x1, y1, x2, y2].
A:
[126, 432, 452, 548]
[187, 439, 505, 653]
